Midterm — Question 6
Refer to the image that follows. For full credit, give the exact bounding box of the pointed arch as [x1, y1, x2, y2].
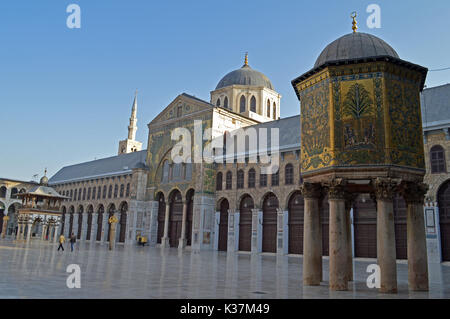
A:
[250, 96, 256, 112]
[239, 95, 246, 113]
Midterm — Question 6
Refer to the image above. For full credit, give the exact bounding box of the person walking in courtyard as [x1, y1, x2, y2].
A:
[70, 232, 76, 252]
[57, 234, 65, 251]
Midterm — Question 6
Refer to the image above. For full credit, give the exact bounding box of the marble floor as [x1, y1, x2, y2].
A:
[0, 239, 449, 299]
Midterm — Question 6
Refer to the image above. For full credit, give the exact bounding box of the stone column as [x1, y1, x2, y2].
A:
[101, 213, 108, 243]
[402, 182, 429, 291]
[300, 182, 322, 286]
[41, 225, 47, 241]
[81, 213, 88, 241]
[72, 213, 79, 238]
[251, 209, 262, 253]
[227, 209, 237, 252]
[178, 201, 188, 249]
[161, 201, 170, 248]
[375, 178, 400, 293]
[47, 225, 53, 241]
[327, 179, 348, 291]
[108, 214, 118, 250]
[26, 221, 32, 242]
[2, 216, 9, 238]
[63, 216, 69, 237]
[276, 208, 286, 255]
[345, 194, 356, 282]
[148, 201, 159, 246]
[53, 226, 59, 243]
[91, 212, 98, 242]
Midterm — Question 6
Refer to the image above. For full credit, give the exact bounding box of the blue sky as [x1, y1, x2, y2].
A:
[1, 0, 449, 181]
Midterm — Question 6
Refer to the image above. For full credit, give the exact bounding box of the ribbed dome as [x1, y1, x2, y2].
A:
[216, 64, 273, 90]
[314, 32, 399, 68]
[40, 175, 49, 186]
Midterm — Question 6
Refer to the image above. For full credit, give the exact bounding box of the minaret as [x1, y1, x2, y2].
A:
[118, 91, 143, 155]
[128, 90, 138, 140]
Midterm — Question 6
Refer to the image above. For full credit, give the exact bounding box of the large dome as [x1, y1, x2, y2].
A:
[216, 64, 273, 90]
[314, 32, 399, 68]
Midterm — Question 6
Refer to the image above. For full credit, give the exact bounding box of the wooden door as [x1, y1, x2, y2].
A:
[394, 195, 407, 260]
[218, 200, 229, 251]
[262, 194, 278, 253]
[96, 212, 103, 241]
[288, 192, 304, 254]
[157, 200, 165, 244]
[169, 195, 183, 247]
[119, 211, 127, 243]
[86, 213, 92, 240]
[239, 196, 253, 251]
[353, 197, 377, 258]
[186, 199, 193, 246]
[320, 196, 329, 256]
[439, 181, 450, 261]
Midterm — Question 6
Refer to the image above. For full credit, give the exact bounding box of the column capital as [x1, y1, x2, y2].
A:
[373, 178, 401, 201]
[300, 182, 322, 199]
[323, 178, 347, 200]
[400, 182, 428, 205]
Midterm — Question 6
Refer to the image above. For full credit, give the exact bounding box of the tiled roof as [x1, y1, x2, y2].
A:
[219, 115, 301, 159]
[49, 150, 147, 185]
[421, 83, 450, 129]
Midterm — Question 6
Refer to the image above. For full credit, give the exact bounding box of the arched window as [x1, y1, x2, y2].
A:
[250, 96, 256, 113]
[78, 188, 82, 200]
[108, 185, 112, 199]
[240, 95, 246, 113]
[103, 186, 107, 199]
[92, 187, 96, 200]
[82, 188, 86, 200]
[260, 172, 267, 187]
[431, 145, 446, 173]
[226, 171, 232, 190]
[74, 189, 77, 201]
[216, 98, 221, 107]
[237, 170, 244, 189]
[120, 184, 124, 197]
[114, 185, 118, 198]
[162, 160, 169, 183]
[285, 164, 294, 185]
[267, 99, 271, 117]
[216, 172, 223, 191]
[10, 188, 18, 199]
[0, 186, 6, 198]
[70, 189, 73, 201]
[273, 102, 276, 120]
[87, 187, 91, 200]
[271, 169, 279, 186]
[224, 96, 228, 109]
[248, 168, 256, 188]
[97, 186, 101, 199]
[126, 183, 130, 197]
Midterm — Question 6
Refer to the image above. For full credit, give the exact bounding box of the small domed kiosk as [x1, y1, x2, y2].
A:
[292, 14, 429, 293]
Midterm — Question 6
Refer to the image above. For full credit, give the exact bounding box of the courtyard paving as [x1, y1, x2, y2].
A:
[0, 239, 449, 299]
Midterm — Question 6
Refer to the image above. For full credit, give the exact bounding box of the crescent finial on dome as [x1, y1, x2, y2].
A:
[351, 11, 357, 33]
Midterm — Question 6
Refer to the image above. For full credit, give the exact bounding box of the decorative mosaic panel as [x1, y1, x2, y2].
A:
[386, 75, 425, 169]
[299, 79, 331, 172]
[332, 74, 385, 165]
